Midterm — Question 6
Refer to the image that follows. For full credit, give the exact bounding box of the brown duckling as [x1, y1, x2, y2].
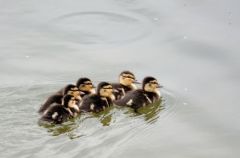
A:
[79, 82, 113, 113]
[114, 76, 161, 109]
[39, 94, 79, 124]
[111, 71, 139, 100]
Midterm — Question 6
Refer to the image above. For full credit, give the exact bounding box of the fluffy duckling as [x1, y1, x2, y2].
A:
[79, 82, 113, 113]
[76, 77, 96, 97]
[112, 71, 139, 100]
[39, 94, 79, 124]
[114, 76, 161, 109]
[38, 84, 81, 114]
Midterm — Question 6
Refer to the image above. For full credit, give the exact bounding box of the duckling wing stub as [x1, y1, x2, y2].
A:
[38, 94, 63, 114]
[55, 87, 64, 95]
[114, 90, 146, 108]
[79, 95, 99, 112]
[111, 83, 126, 100]
[40, 104, 70, 124]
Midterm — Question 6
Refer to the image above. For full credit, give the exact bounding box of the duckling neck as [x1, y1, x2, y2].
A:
[130, 83, 137, 90]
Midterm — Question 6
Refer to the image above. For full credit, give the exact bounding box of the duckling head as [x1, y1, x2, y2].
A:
[63, 84, 76, 95]
[97, 82, 113, 98]
[142, 76, 161, 96]
[119, 70, 139, 89]
[62, 94, 80, 112]
[76, 77, 96, 94]
[64, 84, 82, 101]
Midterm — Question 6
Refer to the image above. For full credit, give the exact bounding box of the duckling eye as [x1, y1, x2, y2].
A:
[84, 82, 92, 85]
[123, 75, 134, 80]
[68, 91, 73, 95]
[71, 88, 79, 91]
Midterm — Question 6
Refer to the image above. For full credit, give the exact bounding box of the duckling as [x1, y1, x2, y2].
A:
[39, 94, 79, 124]
[112, 71, 139, 100]
[76, 77, 96, 97]
[114, 76, 161, 109]
[38, 84, 81, 114]
[79, 82, 113, 113]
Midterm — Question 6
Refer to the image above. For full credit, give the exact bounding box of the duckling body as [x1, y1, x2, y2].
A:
[40, 95, 79, 124]
[80, 94, 112, 112]
[79, 82, 113, 113]
[114, 89, 160, 109]
[114, 76, 161, 109]
[39, 103, 73, 124]
[112, 83, 136, 100]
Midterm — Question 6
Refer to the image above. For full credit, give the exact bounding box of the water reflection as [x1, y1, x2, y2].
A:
[38, 99, 164, 139]
[122, 99, 164, 123]
[91, 106, 114, 126]
[38, 118, 80, 137]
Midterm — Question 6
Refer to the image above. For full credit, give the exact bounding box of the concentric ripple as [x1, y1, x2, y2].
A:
[48, 11, 151, 44]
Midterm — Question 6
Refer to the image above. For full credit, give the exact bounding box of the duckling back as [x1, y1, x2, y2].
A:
[40, 103, 72, 124]
[112, 83, 134, 100]
[79, 94, 112, 113]
[38, 94, 63, 114]
[114, 89, 160, 109]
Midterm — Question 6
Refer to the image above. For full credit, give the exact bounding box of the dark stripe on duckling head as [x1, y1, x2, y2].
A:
[142, 76, 158, 89]
[97, 82, 112, 95]
[120, 70, 135, 79]
[63, 84, 77, 95]
[76, 77, 92, 87]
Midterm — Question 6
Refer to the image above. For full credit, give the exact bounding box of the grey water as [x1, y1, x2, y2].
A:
[0, 0, 240, 158]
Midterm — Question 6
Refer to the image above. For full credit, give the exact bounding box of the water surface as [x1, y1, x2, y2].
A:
[0, 0, 240, 158]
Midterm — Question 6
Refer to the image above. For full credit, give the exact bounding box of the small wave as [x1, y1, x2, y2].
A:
[45, 11, 151, 45]
[0, 84, 178, 158]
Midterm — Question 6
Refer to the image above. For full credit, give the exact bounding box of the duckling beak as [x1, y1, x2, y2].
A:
[90, 89, 96, 94]
[156, 85, 163, 88]
[79, 91, 85, 95]
[113, 89, 119, 93]
[110, 94, 116, 100]
[133, 80, 141, 84]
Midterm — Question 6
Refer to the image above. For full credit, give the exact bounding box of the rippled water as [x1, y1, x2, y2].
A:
[0, 0, 240, 158]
